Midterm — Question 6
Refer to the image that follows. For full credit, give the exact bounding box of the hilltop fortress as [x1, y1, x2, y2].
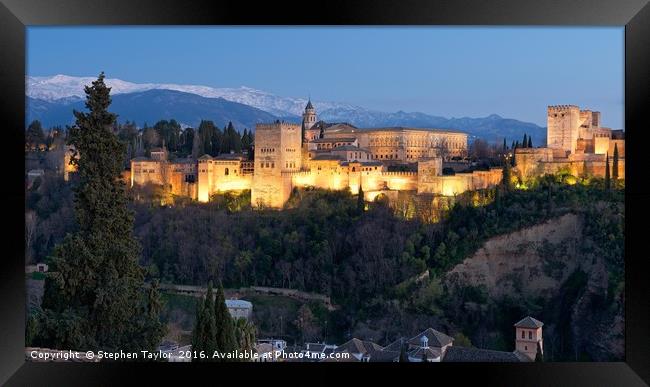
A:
[130, 102, 624, 208]
[515, 105, 625, 181]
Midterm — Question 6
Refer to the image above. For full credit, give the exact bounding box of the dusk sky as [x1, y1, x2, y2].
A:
[27, 27, 624, 128]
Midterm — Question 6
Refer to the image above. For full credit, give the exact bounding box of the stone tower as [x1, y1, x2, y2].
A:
[514, 316, 544, 361]
[251, 121, 302, 208]
[302, 99, 318, 141]
[547, 105, 580, 155]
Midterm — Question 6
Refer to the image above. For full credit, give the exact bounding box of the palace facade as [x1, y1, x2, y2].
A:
[130, 101, 623, 208]
[131, 100, 501, 208]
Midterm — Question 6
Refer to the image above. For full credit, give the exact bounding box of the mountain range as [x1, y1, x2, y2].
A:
[26, 75, 546, 145]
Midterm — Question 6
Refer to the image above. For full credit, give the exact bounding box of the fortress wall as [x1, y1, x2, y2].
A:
[213, 174, 252, 192]
[533, 158, 625, 179]
[131, 160, 164, 187]
[416, 167, 502, 196]
[514, 148, 555, 180]
[382, 171, 418, 190]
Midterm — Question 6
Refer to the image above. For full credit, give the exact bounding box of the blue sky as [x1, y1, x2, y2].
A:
[27, 27, 624, 128]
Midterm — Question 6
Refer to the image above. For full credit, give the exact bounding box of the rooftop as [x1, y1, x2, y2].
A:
[335, 338, 382, 355]
[408, 328, 454, 348]
[311, 154, 345, 161]
[443, 346, 528, 362]
[408, 346, 442, 360]
[331, 145, 370, 152]
[368, 349, 400, 362]
[225, 299, 252, 309]
[514, 316, 544, 329]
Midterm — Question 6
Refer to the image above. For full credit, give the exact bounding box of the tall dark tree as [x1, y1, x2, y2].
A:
[220, 121, 242, 154]
[605, 153, 611, 190]
[241, 128, 252, 153]
[502, 157, 512, 191]
[154, 119, 181, 152]
[180, 127, 195, 156]
[612, 143, 619, 181]
[38, 73, 163, 352]
[197, 120, 219, 156]
[503, 138, 507, 151]
[527, 137, 533, 148]
[399, 339, 409, 362]
[191, 283, 218, 362]
[522, 134, 528, 148]
[214, 282, 237, 360]
[535, 341, 544, 362]
[357, 184, 365, 214]
[26, 120, 46, 149]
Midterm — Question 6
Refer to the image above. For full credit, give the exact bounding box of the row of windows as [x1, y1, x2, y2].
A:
[373, 154, 398, 159]
[521, 330, 535, 340]
[350, 166, 378, 172]
[285, 148, 297, 153]
[260, 162, 275, 169]
[315, 142, 353, 150]
[260, 148, 275, 153]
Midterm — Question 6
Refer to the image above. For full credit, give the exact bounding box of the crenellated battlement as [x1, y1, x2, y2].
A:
[255, 122, 301, 131]
[548, 105, 579, 112]
[282, 170, 312, 177]
[381, 171, 418, 176]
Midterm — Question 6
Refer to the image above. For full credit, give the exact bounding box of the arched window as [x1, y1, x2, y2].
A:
[521, 331, 525, 339]
[225, 168, 229, 176]
[528, 331, 532, 340]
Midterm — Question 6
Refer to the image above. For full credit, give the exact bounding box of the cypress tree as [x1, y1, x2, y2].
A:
[357, 184, 365, 214]
[535, 341, 544, 362]
[202, 282, 217, 360]
[612, 143, 619, 181]
[605, 153, 611, 190]
[511, 140, 516, 150]
[191, 298, 204, 353]
[527, 137, 533, 148]
[503, 138, 507, 151]
[214, 283, 237, 361]
[26, 120, 46, 149]
[522, 134, 528, 148]
[399, 339, 409, 362]
[502, 159, 512, 191]
[38, 73, 163, 352]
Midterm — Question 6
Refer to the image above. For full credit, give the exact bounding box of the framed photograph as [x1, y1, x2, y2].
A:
[1, 0, 648, 385]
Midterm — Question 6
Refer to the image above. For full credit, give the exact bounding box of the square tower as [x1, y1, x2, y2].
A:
[251, 122, 302, 208]
[514, 316, 543, 361]
[547, 105, 580, 155]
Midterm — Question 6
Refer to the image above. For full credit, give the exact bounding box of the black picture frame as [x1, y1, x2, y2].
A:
[1, 0, 648, 385]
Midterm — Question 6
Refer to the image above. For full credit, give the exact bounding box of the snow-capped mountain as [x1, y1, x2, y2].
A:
[26, 74, 546, 144]
[26, 74, 357, 118]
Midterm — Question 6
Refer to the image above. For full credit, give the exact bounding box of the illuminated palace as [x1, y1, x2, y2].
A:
[514, 105, 625, 181]
[130, 102, 623, 208]
[131, 101, 502, 207]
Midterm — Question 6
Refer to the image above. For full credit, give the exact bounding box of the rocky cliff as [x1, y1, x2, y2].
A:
[444, 212, 624, 361]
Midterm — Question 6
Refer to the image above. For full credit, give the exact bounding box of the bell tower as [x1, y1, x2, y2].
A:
[302, 98, 318, 141]
[514, 316, 544, 361]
